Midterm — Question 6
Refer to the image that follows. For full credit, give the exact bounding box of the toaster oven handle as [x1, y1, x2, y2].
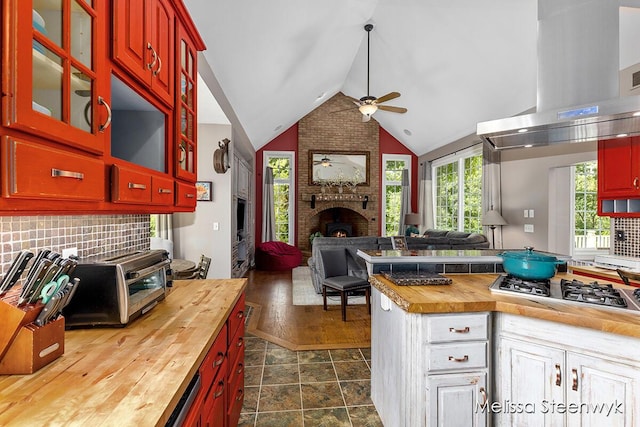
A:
[126, 259, 171, 282]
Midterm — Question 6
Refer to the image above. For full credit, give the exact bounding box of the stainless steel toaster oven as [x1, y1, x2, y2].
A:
[62, 249, 170, 328]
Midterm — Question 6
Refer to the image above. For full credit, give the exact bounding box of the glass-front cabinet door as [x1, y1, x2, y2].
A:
[175, 25, 197, 182]
[2, 0, 108, 154]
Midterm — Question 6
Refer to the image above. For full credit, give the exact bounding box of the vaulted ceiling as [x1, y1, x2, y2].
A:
[184, 0, 540, 156]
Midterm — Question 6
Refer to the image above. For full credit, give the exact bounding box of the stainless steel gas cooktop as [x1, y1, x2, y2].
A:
[489, 275, 640, 314]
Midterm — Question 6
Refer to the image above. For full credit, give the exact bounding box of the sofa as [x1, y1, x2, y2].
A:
[307, 229, 490, 294]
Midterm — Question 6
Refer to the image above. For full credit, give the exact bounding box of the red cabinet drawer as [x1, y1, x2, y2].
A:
[227, 322, 244, 375]
[202, 360, 226, 427]
[200, 324, 227, 388]
[2, 137, 105, 201]
[227, 366, 244, 427]
[111, 165, 152, 203]
[175, 181, 197, 208]
[151, 175, 174, 205]
[227, 293, 246, 341]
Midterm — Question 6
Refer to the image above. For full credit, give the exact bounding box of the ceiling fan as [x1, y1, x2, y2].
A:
[347, 24, 407, 122]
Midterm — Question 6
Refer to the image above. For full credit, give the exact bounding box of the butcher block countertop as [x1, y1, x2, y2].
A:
[0, 278, 247, 427]
[370, 272, 640, 339]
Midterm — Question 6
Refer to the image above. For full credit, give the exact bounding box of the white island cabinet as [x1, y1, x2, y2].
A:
[371, 287, 489, 426]
[495, 313, 640, 427]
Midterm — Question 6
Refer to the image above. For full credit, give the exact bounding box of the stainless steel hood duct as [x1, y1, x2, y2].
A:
[477, 0, 640, 150]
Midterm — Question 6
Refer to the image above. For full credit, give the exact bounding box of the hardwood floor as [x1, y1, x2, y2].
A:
[245, 269, 371, 351]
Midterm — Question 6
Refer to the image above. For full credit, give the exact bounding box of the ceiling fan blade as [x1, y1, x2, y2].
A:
[375, 92, 401, 104]
[378, 105, 407, 114]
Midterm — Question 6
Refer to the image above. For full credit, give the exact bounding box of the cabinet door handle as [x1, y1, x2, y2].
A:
[51, 168, 84, 180]
[236, 363, 244, 375]
[448, 355, 469, 363]
[147, 43, 158, 70]
[158, 188, 172, 194]
[449, 327, 470, 334]
[128, 182, 147, 190]
[571, 368, 578, 391]
[634, 177, 639, 189]
[98, 96, 111, 131]
[153, 55, 162, 76]
[555, 364, 562, 386]
[479, 387, 487, 406]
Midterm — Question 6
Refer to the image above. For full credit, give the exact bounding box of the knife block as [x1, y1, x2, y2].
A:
[0, 299, 64, 374]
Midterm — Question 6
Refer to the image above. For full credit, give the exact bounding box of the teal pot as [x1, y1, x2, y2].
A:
[499, 247, 565, 280]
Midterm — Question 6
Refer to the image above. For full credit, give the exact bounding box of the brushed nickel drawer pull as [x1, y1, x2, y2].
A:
[634, 177, 639, 189]
[158, 188, 172, 194]
[236, 337, 244, 348]
[555, 364, 562, 386]
[213, 352, 224, 367]
[449, 327, 470, 333]
[51, 168, 84, 180]
[236, 363, 244, 375]
[214, 380, 225, 398]
[128, 182, 147, 190]
[185, 193, 195, 198]
[571, 368, 578, 391]
[479, 387, 487, 406]
[448, 355, 469, 363]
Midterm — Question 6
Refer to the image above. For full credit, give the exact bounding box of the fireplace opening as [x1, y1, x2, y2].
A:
[326, 222, 352, 237]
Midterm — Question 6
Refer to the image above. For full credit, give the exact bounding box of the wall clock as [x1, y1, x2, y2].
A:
[213, 138, 231, 174]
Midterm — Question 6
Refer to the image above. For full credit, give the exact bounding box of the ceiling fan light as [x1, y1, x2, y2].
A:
[359, 104, 378, 116]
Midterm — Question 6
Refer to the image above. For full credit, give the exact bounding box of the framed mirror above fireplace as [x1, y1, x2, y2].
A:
[309, 150, 369, 186]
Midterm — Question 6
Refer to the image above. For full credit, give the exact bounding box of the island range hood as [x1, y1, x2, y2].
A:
[477, 0, 640, 150]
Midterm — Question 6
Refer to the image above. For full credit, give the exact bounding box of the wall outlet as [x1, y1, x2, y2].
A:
[524, 224, 534, 233]
[62, 247, 78, 258]
[524, 209, 529, 218]
[615, 230, 626, 241]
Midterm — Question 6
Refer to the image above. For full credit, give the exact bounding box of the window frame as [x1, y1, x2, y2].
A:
[381, 153, 412, 237]
[430, 145, 483, 233]
[263, 150, 296, 245]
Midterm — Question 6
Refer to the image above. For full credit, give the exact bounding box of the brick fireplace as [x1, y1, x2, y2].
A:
[297, 93, 380, 253]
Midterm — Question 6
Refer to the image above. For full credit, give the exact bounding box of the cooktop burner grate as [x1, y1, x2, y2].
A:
[497, 275, 550, 296]
[560, 279, 627, 308]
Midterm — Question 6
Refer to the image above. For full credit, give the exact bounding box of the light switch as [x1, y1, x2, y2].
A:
[529, 209, 535, 218]
[524, 209, 529, 218]
[524, 224, 534, 233]
[213, 222, 219, 231]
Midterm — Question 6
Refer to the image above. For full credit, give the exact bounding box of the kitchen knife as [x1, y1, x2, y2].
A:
[28, 264, 63, 304]
[0, 250, 34, 296]
[18, 258, 53, 305]
[34, 292, 62, 327]
[24, 249, 51, 285]
[56, 278, 79, 314]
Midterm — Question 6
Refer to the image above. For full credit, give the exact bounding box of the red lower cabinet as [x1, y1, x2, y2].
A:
[182, 294, 245, 426]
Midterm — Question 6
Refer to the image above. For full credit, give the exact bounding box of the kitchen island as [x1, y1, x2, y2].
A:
[370, 272, 640, 427]
[0, 278, 246, 426]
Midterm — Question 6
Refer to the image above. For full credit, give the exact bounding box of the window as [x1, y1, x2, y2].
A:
[382, 154, 411, 236]
[572, 161, 610, 255]
[264, 151, 295, 244]
[432, 146, 482, 233]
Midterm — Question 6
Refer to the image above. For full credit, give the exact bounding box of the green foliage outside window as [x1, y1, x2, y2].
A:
[268, 156, 292, 243]
[384, 159, 408, 235]
[574, 161, 609, 247]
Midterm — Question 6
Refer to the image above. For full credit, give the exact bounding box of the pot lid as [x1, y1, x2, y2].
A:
[499, 247, 558, 262]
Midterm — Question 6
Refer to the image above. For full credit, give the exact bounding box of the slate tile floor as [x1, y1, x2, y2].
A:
[238, 333, 383, 427]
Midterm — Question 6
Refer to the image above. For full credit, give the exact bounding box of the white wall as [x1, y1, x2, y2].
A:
[500, 141, 596, 253]
[173, 124, 233, 278]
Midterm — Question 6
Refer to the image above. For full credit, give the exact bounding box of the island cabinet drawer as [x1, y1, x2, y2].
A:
[111, 165, 152, 204]
[426, 313, 489, 343]
[227, 293, 246, 339]
[200, 324, 227, 388]
[2, 137, 105, 201]
[427, 342, 487, 372]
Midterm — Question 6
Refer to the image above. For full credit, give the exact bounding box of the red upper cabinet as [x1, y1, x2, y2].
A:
[598, 137, 640, 198]
[112, 0, 174, 107]
[175, 24, 198, 182]
[598, 136, 640, 216]
[2, 0, 109, 154]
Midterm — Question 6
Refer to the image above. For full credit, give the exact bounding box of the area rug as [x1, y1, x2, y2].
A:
[292, 266, 366, 306]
